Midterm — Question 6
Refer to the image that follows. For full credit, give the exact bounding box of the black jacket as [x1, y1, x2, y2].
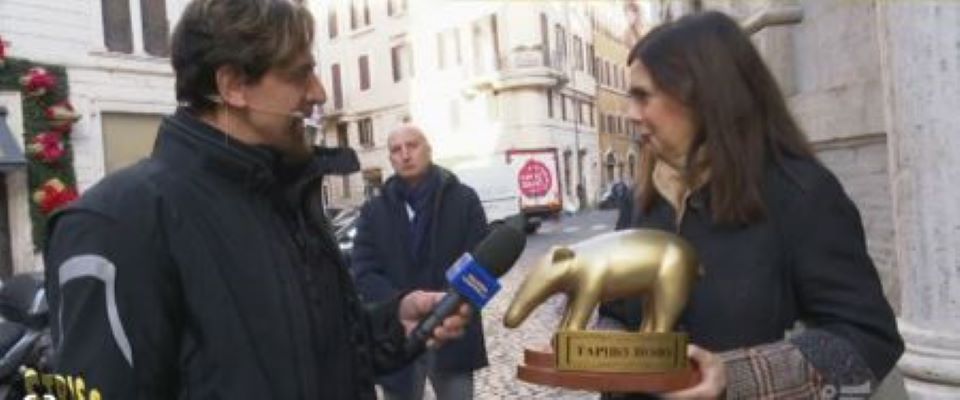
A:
[601, 156, 903, 387]
[44, 109, 411, 399]
[351, 166, 489, 384]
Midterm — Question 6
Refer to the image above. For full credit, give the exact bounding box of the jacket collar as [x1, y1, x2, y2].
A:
[154, 108, 283, 192]
[382, 164, 457, 204]
[153, 108, 360, 194]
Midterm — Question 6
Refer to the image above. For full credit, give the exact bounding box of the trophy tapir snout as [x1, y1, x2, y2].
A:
[504, 229, 701, 332]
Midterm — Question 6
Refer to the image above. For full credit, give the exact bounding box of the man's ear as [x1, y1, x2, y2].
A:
[214, 65, 248, 108]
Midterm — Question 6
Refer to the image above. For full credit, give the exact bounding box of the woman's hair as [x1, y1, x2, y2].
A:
[171, 0, 315, 113]
[628, 11, 814, 225]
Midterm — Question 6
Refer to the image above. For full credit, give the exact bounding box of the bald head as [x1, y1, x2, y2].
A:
[388, 124, 433, 186]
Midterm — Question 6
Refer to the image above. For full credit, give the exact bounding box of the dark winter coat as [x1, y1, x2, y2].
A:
[44, 109, 411, 400]
[351, 165, 489, 387]
[601, 156, 903, 388]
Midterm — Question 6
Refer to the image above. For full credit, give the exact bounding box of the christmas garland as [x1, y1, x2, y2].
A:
[0, 36, 80, 250]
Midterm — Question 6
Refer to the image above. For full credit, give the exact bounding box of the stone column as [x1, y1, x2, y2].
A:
[879, 2, 960, 398]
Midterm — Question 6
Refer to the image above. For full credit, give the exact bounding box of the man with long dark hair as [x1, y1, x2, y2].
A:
[43, 1, 470, 398]
[601, 11, 903, 399]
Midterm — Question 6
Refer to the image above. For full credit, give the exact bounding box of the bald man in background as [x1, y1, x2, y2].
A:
[350, 125, 489, 399]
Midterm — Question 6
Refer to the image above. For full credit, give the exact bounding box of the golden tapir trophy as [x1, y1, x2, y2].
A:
[503, 229, 702, 393]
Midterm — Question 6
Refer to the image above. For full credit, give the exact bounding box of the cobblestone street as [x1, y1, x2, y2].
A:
[472, 210, 618, 399]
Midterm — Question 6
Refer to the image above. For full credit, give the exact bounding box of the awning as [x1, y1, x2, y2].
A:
[0, 106, 27, 172]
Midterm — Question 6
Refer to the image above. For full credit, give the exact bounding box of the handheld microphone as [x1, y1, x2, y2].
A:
[404, 222, 527, 355]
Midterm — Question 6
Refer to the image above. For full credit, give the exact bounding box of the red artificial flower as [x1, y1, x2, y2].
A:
[28, 132, 65, 164]
[33, 178, 78, 215]
[20, 67, 57, 97]
[0, 36, 7, 67]
[45, 101, 80, 132]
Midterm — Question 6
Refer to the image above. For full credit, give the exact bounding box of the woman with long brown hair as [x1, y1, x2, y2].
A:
[601, 11, 903, 399]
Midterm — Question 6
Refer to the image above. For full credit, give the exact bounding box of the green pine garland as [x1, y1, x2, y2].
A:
[0, 57, 78, 250]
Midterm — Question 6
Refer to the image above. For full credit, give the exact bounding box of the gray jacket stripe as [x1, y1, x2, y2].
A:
[58, 255, 134, 367]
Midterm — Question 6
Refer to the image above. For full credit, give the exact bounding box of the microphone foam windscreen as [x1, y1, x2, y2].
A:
[472, 224, 526, 278]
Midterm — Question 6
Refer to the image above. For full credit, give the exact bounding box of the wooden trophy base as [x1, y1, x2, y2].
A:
[517, 348, 701, 393]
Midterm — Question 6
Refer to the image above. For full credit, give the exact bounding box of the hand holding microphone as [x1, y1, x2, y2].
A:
[401, 221, 527, 355]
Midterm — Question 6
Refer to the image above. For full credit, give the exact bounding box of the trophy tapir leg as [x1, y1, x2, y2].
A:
[646, 245, 696, 333]
[639, 294, 655, 333]
[503, 246, 574, 329]
[561, 263, 607, 331]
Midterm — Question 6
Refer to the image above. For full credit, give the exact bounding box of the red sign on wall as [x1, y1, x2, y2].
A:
[517, 159, 553, 197]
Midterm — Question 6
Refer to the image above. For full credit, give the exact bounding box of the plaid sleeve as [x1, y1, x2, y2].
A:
[719, 341, 826, 399]
[720, 330, 878, 399]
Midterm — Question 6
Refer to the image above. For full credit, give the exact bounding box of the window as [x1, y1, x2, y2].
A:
[363, 0, 371, 26]
[621, 67, 627, 90]
[605, 61, 612, 87]
[388, 0, 407, 16]
[540, 13, 550, 66]
[554, 24, 566, 66]
[573, 36, 583, 71]
[358, 55, 370, 91]
[331, 64, 343, 109]
[350, 0, 358, 30]
[102, 0, 133, 53]
[363, 169, 383, 199]
[586, 44, 595, 76]
[576, 99, 583, 124]
[358, 118, 374, 147]
[101, 113, 162, 173]
[616, 64, 622, 89]
[607, 115, 615, 133]
[599, 112, 606, 132]
[560, 94, 567, 121]
[391, 44, 413, 82]
[328, 7, 338, 39]
[471, 15, 500, 74]
[336, 123, 349, 147]
[490, 15, 501, 70]
[351, 0, 371, 30]
[473, 15, 500, 74]
[547, 89, 554, 119]
[101, 0, 169, 56]
[140, 0, 169, 56]
[589, 104, 595, 127]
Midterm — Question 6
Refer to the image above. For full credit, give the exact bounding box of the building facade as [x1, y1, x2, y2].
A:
[314, 0, 604, 211]
[592, 3, 640, 192]
[0, 0, 186, 274]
